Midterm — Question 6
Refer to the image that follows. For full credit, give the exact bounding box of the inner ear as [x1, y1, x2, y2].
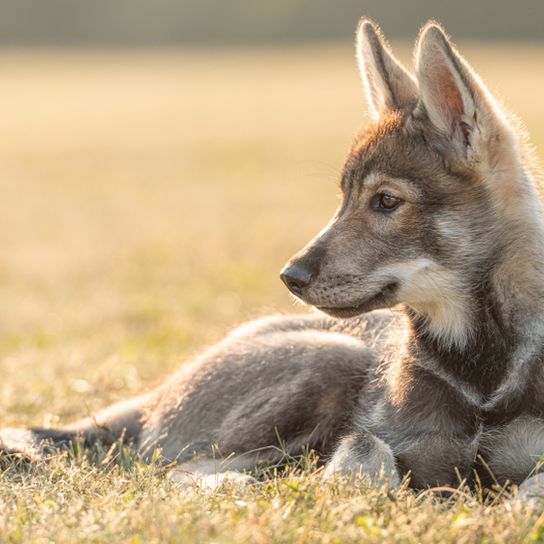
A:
[356, 18, 417, 121]
[430, 64, 464, 126]
[427, 61, 471, 147]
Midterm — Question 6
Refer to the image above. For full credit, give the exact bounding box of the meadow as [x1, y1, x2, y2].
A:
[1, 42, 544, 542]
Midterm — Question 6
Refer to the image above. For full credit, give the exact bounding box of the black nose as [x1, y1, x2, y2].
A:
[280, 263, 313, 295]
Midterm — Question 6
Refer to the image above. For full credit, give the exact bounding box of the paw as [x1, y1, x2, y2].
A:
[323, 431, 400, 488]
[0, 428, 43, 464]
[323, 461, 400, 488]
[169, 468, 258, 491]
[515, 474, 544, 504]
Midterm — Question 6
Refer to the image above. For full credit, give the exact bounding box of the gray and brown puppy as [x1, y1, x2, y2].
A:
[3, 19, 544, 494]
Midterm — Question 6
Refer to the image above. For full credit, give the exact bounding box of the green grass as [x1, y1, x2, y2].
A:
[1, 42, 544, 542]
[0, 451, 540, 544]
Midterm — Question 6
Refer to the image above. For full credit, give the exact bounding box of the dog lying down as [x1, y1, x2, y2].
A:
[3, 18, 544, 502]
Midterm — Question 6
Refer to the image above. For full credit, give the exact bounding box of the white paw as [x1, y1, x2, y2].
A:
[322, 460, 400, 488]
[323, 432, 400, 488]
[169, 469, 257, 491]
[515, 474, 544, 504]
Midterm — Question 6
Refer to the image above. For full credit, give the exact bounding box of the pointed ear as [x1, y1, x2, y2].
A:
[356, 18, 418, 121]
[415, 21, 507, 157]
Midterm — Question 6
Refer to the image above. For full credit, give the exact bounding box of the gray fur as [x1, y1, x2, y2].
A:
[323, 431, 400, 487]
[2, 21, 544, 497]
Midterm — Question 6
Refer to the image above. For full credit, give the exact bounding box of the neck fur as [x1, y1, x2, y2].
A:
[405, 161, 544, 403]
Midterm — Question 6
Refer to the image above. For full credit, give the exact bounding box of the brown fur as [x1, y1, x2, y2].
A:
[2, 19, 544, 496]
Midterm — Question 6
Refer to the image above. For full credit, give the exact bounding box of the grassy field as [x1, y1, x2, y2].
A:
[1, 42, 544, 542]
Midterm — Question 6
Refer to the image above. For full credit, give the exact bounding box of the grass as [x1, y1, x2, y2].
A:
[1, 42, 544, 542]
[0, 452, 540, 544]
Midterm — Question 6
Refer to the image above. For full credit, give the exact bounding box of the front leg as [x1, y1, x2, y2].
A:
[479, 415, 544, 501]
[323, 431, 400, 487]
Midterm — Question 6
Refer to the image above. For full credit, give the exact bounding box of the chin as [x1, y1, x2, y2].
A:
[314, 283, 399, 319]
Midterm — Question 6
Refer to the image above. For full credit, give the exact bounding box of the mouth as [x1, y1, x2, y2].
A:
[315, 282, 398, 318]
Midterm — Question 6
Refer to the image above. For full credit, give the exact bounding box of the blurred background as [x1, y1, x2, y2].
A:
[0, 0, 543, 425]
[1, 0, 544, 45]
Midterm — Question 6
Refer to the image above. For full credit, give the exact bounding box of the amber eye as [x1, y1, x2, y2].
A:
[371, 192, 403, 212]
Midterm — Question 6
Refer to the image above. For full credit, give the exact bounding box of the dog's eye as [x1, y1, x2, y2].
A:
[371, 192, 403, 212]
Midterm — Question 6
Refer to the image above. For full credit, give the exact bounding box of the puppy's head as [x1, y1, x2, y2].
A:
[282, 19, 526, 347]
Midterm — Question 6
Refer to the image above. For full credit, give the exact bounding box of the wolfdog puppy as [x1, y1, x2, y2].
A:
[3, 19, 544, 495]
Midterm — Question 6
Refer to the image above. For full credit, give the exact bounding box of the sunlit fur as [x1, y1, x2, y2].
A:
[2, 19, 544, 495]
